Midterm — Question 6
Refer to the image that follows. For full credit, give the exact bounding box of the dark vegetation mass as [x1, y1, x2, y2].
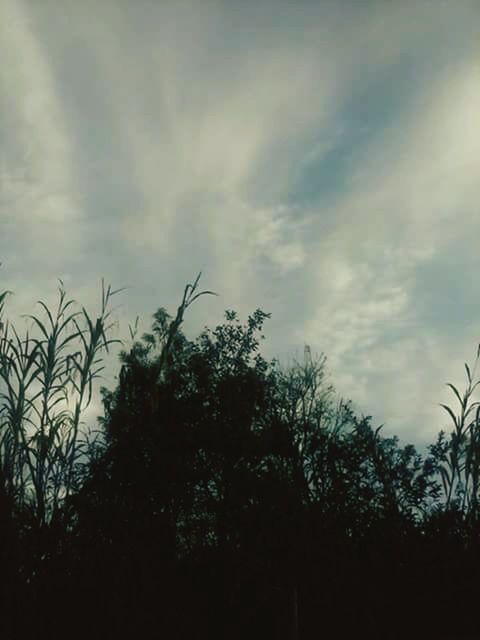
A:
[1, 274, 480, 639]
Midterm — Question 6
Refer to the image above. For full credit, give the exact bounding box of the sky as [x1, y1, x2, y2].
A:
[1, 0, 480, 446]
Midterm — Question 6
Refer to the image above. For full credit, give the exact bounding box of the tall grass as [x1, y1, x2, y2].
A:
[0, 279, 122, 528]
[435, 344, 480, 515]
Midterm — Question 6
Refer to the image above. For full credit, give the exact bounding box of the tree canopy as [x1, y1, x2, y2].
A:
[1, 275, 480, 639]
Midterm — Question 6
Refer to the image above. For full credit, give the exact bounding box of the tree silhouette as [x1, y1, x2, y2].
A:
[2, 273, 480, 639]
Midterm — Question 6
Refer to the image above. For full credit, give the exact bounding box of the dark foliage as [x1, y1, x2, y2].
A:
[2, 278, 480, 639]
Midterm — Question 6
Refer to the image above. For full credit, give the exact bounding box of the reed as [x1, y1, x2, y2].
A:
[0, 279, 122, 528]
[436, 344, 480, 514]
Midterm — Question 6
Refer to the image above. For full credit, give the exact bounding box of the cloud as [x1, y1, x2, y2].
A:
[299, 41, 480, 443]
[1, 0, 480, 442]
[0, 0, 81, 263]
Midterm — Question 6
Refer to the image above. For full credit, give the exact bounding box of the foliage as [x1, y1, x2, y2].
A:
[1, 272, 480, 639]
[0, 279, 121, 532]
[431, 344, 480, 516]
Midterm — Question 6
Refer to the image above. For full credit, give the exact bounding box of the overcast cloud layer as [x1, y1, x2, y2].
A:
[1, 0, 480, 445]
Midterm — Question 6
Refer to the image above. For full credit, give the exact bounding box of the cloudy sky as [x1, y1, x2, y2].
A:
[1, 0, 480, 446]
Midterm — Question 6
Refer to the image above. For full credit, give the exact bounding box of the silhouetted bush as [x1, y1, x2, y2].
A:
[2, 274, 480, 639]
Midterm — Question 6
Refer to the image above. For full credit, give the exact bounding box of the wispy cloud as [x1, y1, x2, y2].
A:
[1, 0, 479, 443]
[0, 0, 81, 273]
